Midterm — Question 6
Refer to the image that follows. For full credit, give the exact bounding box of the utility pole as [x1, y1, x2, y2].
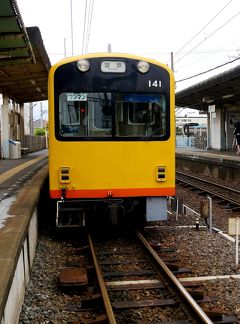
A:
[170, 52, 174, 72]
[64, 38, 67, 58]
[40, 102, 43, 128]
[70, 0, 73, 55]
[29, 102, 33, 135]
[29, 102, 37, 135]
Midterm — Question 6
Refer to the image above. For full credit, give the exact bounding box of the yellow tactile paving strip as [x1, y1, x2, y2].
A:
[0, 154, 48, 185]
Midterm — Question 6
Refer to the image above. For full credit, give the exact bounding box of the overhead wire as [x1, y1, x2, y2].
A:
[82, 0, 88, 54]
[175, 0, 233, 57]
[85, 0, 95, 53]
[82, 0, 95, 54]
[47, 48, 240, 58]
[175, 8, 240, 65]
[176, 55, 240, 83]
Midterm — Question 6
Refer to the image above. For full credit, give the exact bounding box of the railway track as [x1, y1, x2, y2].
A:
[57, 229, 214, 322]
[55, 228, 237, 323]
[20, 224, 237, 323]
[89, 230, 218, 323]
[176, 171, 240, 211]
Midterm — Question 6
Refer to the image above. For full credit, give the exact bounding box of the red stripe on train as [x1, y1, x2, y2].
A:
[50, 187, 176, 199]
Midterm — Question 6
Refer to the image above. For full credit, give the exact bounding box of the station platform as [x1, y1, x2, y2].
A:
[0, 148, 48, 227]
[0, 149, 49, 323]
[0, 149, 48, 200]
[0, 149, 48, 180]
[176, 147, 240, 188]
[176, 147, 240, 168]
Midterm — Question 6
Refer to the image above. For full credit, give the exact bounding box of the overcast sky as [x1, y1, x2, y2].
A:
[17, 0, 240, 116]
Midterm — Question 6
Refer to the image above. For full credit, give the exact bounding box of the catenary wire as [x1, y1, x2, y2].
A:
[175, 0, 233, 57]
[176, 55, 240, 83]
[48, 48, 240, 57]
[82, 0, 88, 54]
[81, 0, 94, 54]
[175, 8, 240, 65]
[85, 0, 95, 53]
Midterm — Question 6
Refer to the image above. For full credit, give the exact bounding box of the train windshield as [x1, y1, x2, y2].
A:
[58, 92, 167, 139]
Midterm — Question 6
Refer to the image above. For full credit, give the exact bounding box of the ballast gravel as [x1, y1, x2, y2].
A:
[19, 182, 240, 322]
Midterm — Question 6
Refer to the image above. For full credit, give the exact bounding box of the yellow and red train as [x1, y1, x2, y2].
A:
[48, 53, 175, 227]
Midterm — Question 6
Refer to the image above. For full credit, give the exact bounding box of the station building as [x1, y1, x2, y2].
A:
[176, 66, 240, 151]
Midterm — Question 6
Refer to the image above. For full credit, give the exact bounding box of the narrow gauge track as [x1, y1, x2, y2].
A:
[176, 171, 240, 211]
[90, 230, 213, 323]
[20, 227, 236, 322]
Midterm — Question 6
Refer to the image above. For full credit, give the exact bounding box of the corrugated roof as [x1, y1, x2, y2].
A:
[0, 0, 50, 104]
[176, 63, 240, 110]
[0, 0, 35, 64]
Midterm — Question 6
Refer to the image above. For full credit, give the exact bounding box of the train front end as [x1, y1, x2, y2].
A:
[48, 53, 175, 228]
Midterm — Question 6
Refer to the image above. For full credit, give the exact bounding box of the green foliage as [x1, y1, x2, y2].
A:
[34, 128, 46, 136]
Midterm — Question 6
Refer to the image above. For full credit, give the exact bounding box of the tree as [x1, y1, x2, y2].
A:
[34, 128, 45, 136]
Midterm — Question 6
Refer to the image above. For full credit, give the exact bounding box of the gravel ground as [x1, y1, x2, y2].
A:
[19, 235, 87, 323]
[161, 183, 240, 320]
[19, 181, 240, 322]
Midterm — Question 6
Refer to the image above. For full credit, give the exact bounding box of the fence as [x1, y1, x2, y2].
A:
[176, 136, 195, 148]
[176, 129, 207, 149]
[23, 135, 47, 153]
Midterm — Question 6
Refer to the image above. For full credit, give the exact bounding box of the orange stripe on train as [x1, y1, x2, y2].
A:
[50, 188, 176, 199]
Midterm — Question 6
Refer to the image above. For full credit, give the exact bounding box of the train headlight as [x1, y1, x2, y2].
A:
[77, 59, 90, 72]
[137, 61, 150, 73]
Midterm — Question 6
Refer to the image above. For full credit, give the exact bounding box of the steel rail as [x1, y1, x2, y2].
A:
[176, 171, 240, 206]
[136, 230, 214, 324]
[88, 234, 117, 324]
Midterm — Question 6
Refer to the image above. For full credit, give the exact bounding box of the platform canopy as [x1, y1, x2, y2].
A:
[0, 0, 51, 104]
[176, 63, 240, 111]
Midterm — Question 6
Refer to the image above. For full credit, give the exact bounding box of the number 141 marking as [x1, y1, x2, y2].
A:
[148, 80, 162, 88]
